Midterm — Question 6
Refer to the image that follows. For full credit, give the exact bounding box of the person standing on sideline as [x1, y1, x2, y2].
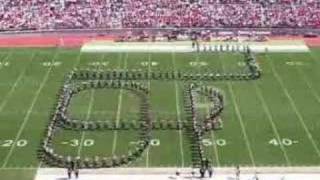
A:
[236, 165, 240, 180]
[175, 169, 180, 179]
[75, 167, 79, 179]
[208, 166, 213, 178]
[200, 167, 205, 178]
[67, 167, 72, 179]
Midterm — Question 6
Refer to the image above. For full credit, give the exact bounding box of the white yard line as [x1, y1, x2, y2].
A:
[77, 54, 105, 157]
[0, 50, 13, 69]
[111, 88, 124, 155]
[209, 131, 220, 166]
[0, 49, 13, 63]
[1, 50, 60, 168]
[37, 49, 83, 169]
[267, 55, 320, 159]
[0, 52, 34, 114]
[295, 66, 320, 105]
[171, 52, 185, 168]
[227, 83, 256, 166]
[253, 83, 291, 165]
[195, 52, 220, 166]
[219, 54, 256, 167]
[202, 95, 221, 166]
[111, 53, 128, 155]
[77, 89, 96, 157]
[37, 161, 43, 169]
[145, 53, 152, 168]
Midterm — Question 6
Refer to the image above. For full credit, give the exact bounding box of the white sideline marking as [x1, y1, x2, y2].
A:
[254, 83, 291, 165]
[219, 54, 256, 167]
[171, 52, 185, 167]
[1, 50, 59, 168]
[111, 53, 128, 155]
[34, 167, 320, 180]
[267, 55, 320, 159]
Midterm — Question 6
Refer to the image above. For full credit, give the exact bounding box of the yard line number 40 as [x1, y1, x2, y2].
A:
[269, 138, 299, 146]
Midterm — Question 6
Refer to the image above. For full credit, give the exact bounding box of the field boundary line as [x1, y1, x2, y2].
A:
[218, 53, 256, 167]
[33, 166, 320, 174]
[111, 53, 128, 155]
[1, 49, 60, 168]
[267, 54, 320, 159]
[254, 83, 291, 165]
[0, 51, 34, 114]
[3, 166, 320, 172]
[171, 52, 185, 167]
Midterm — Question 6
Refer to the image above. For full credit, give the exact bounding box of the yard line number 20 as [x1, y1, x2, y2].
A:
[0, 139, 28, 147]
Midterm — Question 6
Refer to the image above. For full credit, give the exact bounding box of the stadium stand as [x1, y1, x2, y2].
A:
[0, 0, 320, 31]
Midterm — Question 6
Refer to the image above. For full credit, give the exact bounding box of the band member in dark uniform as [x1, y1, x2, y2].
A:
[236, 165, 240, 180]
[75, 168, 79, 179]
[208, 166, 213, 178]
[67, 167, 72, 179]
[200, 167, 205, 178]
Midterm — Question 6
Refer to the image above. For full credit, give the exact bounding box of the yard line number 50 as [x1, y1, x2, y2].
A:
[202, 139, 227, 147]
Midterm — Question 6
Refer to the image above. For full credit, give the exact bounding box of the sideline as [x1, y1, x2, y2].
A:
[34, 167, 320, 175]
[34, 167, 320, 180]
[81, 41, 310, 53]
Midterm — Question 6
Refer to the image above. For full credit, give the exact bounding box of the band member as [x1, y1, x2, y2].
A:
[75, 168, 79, 179]
[236, 165, 240, 180]
[208, 166, 213, 178]
[67, 167, 72, 179]
[200, 167, 205, 178]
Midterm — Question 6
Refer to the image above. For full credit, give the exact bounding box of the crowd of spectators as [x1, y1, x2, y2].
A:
[1, 0, 320, 31]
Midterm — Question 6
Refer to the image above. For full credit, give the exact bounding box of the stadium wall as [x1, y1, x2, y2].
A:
[0, 32, 320, 48]
[0, 34, 115, 48]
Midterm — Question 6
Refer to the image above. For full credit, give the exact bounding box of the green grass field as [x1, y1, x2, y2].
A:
[0, 48, 320, 179]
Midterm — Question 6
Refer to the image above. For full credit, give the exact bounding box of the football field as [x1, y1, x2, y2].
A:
[0, 48, 320, 179]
